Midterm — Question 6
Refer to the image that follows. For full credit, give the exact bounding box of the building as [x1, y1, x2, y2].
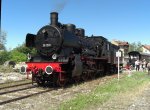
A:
[111, 40, 129, 66]
[141, 45, 150, 54]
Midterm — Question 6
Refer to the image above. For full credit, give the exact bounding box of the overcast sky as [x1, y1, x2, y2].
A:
[1, 0, 150, 49]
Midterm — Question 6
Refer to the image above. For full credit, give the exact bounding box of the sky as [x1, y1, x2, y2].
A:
[1, 0, 150, 50]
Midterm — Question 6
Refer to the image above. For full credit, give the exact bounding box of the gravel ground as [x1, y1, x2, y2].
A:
[0, 73, 118, 110]
[0, 72, 26, 84]
[128, 82, 150, 110]
[1, 72, 150, 110]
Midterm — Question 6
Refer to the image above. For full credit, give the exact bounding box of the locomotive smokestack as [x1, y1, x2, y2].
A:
[50, 12, 58, 26]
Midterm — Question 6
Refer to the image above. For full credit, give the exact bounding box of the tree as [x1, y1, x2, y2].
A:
[128, 42, 142, 52]
[10, 50, 27, 63]
[0, 31, 7, 50]
[0, 51, 11, 64]
[9, 43, 37, 63]
[14, 43, 37, 55]
[128, 42, 136, 52]
[136, 41, 142, 52]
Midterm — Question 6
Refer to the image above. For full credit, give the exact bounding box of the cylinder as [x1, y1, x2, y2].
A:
[50, 12, 58, 26]
[66, 24, 76, 33]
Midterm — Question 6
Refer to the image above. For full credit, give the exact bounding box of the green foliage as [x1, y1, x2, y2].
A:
[9, 44, 37, 63]
[60, 72, 150, 110]
[128, 41, 142, 52]
[0, 31, 7, 50]
[10, 50, 27, 63]
[14, 43, 37, 55]
[0, 31, 37, 64]
[0, 43, 37, 64]
[0, 51, 11, 64]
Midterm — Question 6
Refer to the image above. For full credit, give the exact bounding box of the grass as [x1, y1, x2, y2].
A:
[59, 72, 150, 110]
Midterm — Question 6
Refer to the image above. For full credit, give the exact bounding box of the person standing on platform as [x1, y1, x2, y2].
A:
[126, 62, 132, 77]
[147, 61, 150, 75]
[135, 60, 140, 71]
[142, 59, 147, 72]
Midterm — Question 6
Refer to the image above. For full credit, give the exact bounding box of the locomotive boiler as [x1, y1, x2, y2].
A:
[26, 12, 83, 61]
[22, 12, 121, 86]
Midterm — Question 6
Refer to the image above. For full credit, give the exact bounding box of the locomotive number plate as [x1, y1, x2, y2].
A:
[43, 44, 52, 47]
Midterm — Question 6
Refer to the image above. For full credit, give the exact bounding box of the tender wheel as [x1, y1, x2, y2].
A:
[89, 72, 96, 79]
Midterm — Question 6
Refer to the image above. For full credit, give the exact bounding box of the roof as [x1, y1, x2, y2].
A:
[142, 45, 150, 51]
[128, 51, 140, 56]
[128, 51, 150, 57]
[140, 52, 150, 57]
[112, 40, 129, 46]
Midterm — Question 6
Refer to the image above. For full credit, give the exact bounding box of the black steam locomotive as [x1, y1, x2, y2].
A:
[23, 12, 121, 86]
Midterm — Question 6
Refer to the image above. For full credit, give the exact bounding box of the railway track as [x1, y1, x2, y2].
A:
[0, 88, 53, 105]
[0, 82, 32, 90]
[0, 80, 54, 106]
[0, 86, 35, 95]
[0, 79, 28, 85]
[0, 80, 53, 106]
[0, 73, 125, 108]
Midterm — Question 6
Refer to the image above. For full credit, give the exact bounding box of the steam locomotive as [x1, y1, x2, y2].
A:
[22, 12, 121, 86]
[128, 51, 150, 67]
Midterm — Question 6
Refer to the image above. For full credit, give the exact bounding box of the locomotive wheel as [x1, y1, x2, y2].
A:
[36, 77, 45, 86]
[73, 76, 81, 84]
[57, 79, 66, 87]
[56, 72, 67, 87]
[81, 71, 89, 81]
[32, 72, 35, 85]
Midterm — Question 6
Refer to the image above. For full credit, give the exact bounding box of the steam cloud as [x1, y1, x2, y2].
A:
[52, 0, 69, 13]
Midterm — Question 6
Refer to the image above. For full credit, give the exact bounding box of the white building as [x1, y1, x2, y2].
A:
[141, 45, 150, 54]
[111, 40, 129, 67]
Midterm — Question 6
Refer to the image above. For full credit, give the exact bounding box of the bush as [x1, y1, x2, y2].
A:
[10, 50, 27, 63]
[0, 51, 11, 65]
[0, 43, 37, 64]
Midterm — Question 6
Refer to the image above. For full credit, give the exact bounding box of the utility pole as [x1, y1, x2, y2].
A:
[116, 50, 121, 81]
